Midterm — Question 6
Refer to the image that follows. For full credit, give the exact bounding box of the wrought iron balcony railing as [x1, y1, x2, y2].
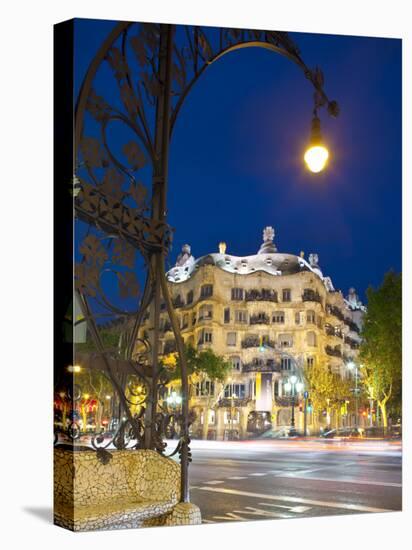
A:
[302, 291, 322, 304]
[242, 361, 281, 373]
[241, 337, 261, 348]
[344, 318, 360, 334]
[325, 345, 342, 357]
[344, 336, 360, 349]
[326, 304, 345, 321]
[218, 398, 250, 408]
[245, 289, 278, 302]
[250, 314, 270, 325]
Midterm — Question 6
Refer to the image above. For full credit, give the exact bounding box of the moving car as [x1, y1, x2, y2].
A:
[320, 427, 364, 439]
[257, 426, 301, 439]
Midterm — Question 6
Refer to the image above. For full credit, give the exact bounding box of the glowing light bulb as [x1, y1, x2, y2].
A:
[304, 114, 329, 173]
[304, 145, 329, 173]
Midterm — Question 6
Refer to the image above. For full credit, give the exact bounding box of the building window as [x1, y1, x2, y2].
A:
[192, 312, 196, 326]
[195, 380, 215, 397]
[226, 332, 237, 347]
[230, 356, 242, 370]
[306, 331, 317, 347]
[273, 311, 285, 323]
[186, 290, 193, 304]
[224, 410, 240, 424]
[198, 329, 213, 345]
[224, 383, 246, 399]
[295, 312, 302, 325]
[307, 310, 316, 324]
[281, 357, 292, 370]
[235, 310, 247, 323]
[282, 289, 291, 302]
[231, 288, 244, 301]
[249, 380, 256, 399]
[208, 410, 215, 424]
[224, 307, 230, 324]
[199, 304, 213, 320]
[274, 380, 280, 396]
[279, 333, 293, 348]
[182, 313, 189, 329]
[200, 284, 213, 298]
[306, 356, 315, 367]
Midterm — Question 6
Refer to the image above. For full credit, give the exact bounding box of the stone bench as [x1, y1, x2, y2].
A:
[54, 448, 201, 531]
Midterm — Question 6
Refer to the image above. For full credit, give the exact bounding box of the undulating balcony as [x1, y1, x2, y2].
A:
[242, 360, 281, 373]
[249, 314, 270, 325]
[325, 345, 342, 358]
[245, 289, 278, 302]
[302, 290, 322, 304]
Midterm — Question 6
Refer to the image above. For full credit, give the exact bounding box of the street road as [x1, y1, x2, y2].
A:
[177, 439, 402, 524]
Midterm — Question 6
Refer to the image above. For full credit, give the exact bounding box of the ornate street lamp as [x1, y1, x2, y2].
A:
[166, 390, 182, 409]
[304, 113, 329, 173]
[285, 375, 304, 436]
[69, 22, 339, 506]
[347, 361, 359, 427]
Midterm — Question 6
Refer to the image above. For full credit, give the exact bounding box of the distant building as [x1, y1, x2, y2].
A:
[141, 227, 365, 439]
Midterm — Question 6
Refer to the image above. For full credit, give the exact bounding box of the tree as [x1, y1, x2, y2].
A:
[73, 369, 113, 431]
[359, 271, 402, 428]
[304, 361, 351, 429]
[162, 345, 231, 438]
[162, 344, 230, 382]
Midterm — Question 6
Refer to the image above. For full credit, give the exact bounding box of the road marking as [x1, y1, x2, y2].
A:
[192, 486, 397, 513]
[212, 512, 248, 521]
[228, 476, 247, 480]
[282, 462, 356, 476]
[258, 502, 312, 513]
[205, 503, 312, 523]
[234, 506, 290, 519]
[204, 480, 225, 485]
[249, 473, 267, 477]
[273, 475, 401, 488]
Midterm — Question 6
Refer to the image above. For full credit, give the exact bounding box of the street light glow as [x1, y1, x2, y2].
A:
[296, 382, 304, 392]
[304, 114, 329, 173]
[67, 364, 81, 373]
[347, 361, 355, 370]
[304, 145, 329, 173]
[290, 375, 298, 385]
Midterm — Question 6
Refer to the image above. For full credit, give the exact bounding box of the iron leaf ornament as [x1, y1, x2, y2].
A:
[66, 22, 339, 504]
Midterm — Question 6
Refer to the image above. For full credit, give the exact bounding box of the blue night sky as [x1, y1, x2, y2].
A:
[75, 19, 401, 303]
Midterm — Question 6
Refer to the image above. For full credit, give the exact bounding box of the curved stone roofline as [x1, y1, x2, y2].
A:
[167, 250, 331, 288]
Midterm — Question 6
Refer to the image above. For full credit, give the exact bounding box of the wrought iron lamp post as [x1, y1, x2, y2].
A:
[230, 392, 237, 441]
[347, 361, 359, 427]
[285, 375, 303, 436]
[68, 21, 339, 506]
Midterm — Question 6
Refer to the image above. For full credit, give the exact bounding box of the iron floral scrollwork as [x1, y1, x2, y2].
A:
[56, 21, 339, 504]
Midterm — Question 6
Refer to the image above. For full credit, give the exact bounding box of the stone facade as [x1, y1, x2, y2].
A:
[142, 227, 365, 439]
[54, 448, 201, 531]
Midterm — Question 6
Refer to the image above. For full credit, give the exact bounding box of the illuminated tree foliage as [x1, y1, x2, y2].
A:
[163, 344, 230, 382]
[305, 361, 351, 427]
[360, 271, 402, 427]
[163, 345, 231, 439]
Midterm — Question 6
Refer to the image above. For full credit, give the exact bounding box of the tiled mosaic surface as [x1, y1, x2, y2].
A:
[54, 448, 200, 531]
